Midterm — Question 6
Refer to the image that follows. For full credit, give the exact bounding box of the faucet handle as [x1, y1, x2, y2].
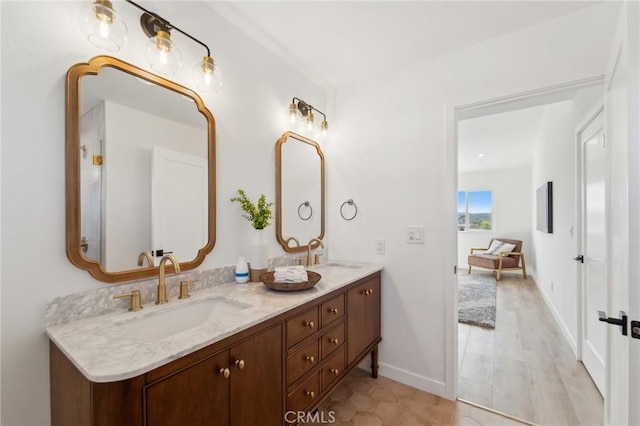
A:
[314, 253, 323, 265]
[179, 279, 198, 300]
[113, 290, 143, 312]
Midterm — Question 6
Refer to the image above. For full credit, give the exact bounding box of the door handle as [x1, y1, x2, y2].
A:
[631, 320, 640, 339]
[573, 255, 584, 263]
[598, 310, 628, 336]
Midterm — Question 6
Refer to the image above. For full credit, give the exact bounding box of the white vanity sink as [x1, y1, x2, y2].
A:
[116, 297, 251, 343]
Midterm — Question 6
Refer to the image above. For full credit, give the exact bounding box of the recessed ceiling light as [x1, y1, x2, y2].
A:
[478, 153, 485, 158]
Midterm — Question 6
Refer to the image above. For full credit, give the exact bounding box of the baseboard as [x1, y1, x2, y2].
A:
[365, 361, 447, 397]
[529, 273, 578, 357]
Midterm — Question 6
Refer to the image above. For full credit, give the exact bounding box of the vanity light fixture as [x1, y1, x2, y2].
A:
[78, 0, 128, 52]
[287, 97, 329, 140]
[79, 0, 223, 93]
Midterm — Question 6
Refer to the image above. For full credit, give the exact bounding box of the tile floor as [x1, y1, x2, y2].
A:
[313, 368, 527, 425]
[458, 272, 604, 425]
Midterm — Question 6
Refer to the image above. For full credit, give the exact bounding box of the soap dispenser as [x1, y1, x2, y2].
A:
[235, 257, 249, 283]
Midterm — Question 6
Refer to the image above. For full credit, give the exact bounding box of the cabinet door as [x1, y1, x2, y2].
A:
[230, 324, 283, 426]
[145, 351, 229, 426]
[347, 275, 381, 365]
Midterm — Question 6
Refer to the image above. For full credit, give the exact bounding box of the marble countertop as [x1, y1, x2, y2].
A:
[45, 261, 382, 383]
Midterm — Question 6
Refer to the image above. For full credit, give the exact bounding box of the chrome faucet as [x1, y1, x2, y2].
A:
[157, 255, 180, 305]
[306, 238, 325, 267]
[137, 250, 154, 267]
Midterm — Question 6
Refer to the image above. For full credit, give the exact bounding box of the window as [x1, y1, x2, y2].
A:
[458, 190, 493, 231]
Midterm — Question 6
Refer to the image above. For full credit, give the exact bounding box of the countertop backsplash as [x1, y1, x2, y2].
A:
[44, 254, 299, 328]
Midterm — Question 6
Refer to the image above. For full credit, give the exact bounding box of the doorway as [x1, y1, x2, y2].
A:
[452, 78, 605, 424]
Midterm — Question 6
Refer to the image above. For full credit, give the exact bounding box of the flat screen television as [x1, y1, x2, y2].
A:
[536, 181, 553, 233]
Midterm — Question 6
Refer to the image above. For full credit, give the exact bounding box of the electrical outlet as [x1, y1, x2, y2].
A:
[375, 239, 385, 255]
[406, 226, 425, 244]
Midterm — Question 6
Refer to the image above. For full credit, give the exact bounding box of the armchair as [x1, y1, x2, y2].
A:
[467, 238, 527, 280]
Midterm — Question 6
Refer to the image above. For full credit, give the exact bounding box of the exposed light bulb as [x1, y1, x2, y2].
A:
[320, 120, 329, 140]
[305, 111, 315, 132]
[193, 56, 223, 94]
[145, 30, 182, 76]
[79, 0, 128, 52]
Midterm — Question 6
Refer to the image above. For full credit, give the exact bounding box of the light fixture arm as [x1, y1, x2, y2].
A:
[124, 0, 211, 57]
[292, 97, 326, 121]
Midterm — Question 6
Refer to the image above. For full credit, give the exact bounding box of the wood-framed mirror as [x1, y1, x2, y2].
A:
[66, 56, 216, 283]
[276, 131, 325, 253]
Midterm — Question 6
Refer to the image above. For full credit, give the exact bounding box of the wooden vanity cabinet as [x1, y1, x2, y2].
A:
[347, 274, 381, 373]
[50, 271, 381, 426]
[145, 324, 282, 426]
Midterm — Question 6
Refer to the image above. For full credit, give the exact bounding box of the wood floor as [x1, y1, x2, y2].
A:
[458, 272, 604, 425]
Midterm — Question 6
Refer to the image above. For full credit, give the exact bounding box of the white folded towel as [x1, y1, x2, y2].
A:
[274, 266, 308, 283]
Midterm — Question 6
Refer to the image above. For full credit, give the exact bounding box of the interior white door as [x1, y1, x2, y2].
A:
[580, 108, 606, 396]
[603, 2, 640, 425]
[152, 146, 208, 263]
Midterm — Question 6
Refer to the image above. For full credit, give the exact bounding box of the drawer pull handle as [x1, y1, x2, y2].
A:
[329, 308, 339, 315]
[306, 391, 315, 399]
[331, 368, 339, 376]
[306, 356, 315, 364]
[304, 321, 315, 329]
[361, 289, 368, 296]
[219, 368, 230, 379]
[368, 288, 374, 295]
[235, 359, 245, 370]
[330, 338, 339, 345]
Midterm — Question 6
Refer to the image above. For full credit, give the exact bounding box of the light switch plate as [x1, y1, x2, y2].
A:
[406, 226, 425, 244]
[375, 239, 385, 254]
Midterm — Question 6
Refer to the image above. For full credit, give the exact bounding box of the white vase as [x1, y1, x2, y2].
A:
[249, 228, 268, 271]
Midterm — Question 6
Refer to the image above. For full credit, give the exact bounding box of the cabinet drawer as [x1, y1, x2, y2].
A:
[287, 306, 319, 348]
[321, 294, 344, 327]
[321, 322, 344, 359]
[322, 349, 346, 391]
[287, 371, 320, 413]
[287, 339, 319, 386]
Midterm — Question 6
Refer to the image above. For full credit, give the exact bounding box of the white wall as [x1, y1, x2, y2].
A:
[531, 86, 603, 353]
[458, 169, 532, 270]
[326, 3, 618, 397]
[0, 2, 326, 424]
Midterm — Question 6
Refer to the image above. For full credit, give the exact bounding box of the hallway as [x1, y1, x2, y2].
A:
[458, 272, 604, 425]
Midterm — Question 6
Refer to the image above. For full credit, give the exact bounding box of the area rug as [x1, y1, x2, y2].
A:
[458, 273, 496, 328]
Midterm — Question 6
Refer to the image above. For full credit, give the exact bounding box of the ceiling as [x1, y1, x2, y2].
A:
[457, 105, 546, 174]
[207, 1, 599, 89]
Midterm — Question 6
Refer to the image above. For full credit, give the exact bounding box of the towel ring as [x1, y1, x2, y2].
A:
[340, 199, 358, 221]
[298, 201, 313, 221]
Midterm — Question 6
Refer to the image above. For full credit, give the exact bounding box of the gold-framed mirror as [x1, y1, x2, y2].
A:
[276, 131, 325, 253]
[66, 56, 216, 283]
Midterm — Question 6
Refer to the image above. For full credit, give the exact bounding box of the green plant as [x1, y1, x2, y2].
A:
[230, 189, 273, 229]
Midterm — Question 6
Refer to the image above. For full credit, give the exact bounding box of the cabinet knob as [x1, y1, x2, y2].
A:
[306, 356, 315, 364]
[219, 368, 230, 379]
[306, 391, 315, 399]
[304, 320, 315, 329]
[331, 368, 339, 376]
[330, 338, 339, 345]
[329, 308, 339, 315]
[235, 359, 245, 370]
[362, 289, 369, 296]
